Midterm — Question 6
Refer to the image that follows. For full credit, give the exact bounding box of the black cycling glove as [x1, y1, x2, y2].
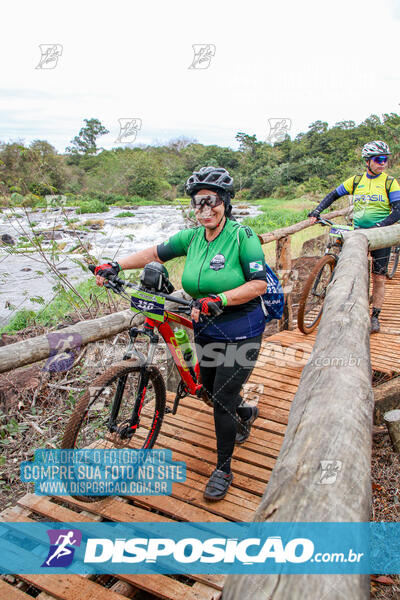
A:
[94, 261, 121, 278]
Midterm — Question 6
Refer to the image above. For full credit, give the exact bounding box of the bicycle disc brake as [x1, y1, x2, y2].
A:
[114, 420, 137, 440]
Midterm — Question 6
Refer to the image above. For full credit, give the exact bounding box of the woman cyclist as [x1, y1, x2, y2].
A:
[308, 141, 400, 333]
[94, 166, 270, 501]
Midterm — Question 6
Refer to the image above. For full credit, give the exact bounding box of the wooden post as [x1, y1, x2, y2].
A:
[223, 232, 372, 600]
[373, 378, 400, 424]
[383, 409, 400, 453]
[276, 236, 292, 331]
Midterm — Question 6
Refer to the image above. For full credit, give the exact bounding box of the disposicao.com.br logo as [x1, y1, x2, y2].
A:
[1, 522, 390, 575]
[84, 535, 316, 565]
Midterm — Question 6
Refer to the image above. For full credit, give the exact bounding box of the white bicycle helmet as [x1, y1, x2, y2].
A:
[361, 140, 391, 159]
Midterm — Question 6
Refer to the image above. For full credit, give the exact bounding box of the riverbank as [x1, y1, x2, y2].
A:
[0, 195, 347, 333]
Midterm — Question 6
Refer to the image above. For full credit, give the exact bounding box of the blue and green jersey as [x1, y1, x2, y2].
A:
[336, 172, 400, 228]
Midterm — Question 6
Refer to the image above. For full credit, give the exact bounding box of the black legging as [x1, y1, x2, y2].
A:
[194, 334, 262, 474]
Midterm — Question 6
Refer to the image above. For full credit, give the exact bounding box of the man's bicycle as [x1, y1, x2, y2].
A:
[387, 246, 400, 280]
[61, 263, 221, 502]
[297, 218, 354, 334]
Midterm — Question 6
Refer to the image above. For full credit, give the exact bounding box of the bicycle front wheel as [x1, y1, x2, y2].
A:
[297, 255, 336, 334]
[387, 247, 400, 280]
[61, 359, 166, 502]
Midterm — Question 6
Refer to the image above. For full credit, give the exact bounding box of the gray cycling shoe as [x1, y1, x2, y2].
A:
[371, 315, 380, 334]
[235, 406, 259, 444]
[203, 469, 233, 501]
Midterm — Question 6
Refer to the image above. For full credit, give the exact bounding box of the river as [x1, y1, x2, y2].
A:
[0, 204, 261, 327]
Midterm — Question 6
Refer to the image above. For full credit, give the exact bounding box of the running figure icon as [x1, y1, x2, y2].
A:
[42, 528, 82, 568]
[46, 531, 77, 566]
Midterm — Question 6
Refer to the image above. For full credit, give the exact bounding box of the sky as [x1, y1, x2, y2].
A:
[2, 0, 400, 152]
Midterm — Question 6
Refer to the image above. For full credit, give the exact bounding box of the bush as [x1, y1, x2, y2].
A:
[1, 309, 36, 332]
[115, 211, 134, 218]
[77, 200, 109, 214]
[28, 182, 56, 196]
[234, 189, 252, 202]
[22, 193, 41, 208]
[10, 192, 24, 206]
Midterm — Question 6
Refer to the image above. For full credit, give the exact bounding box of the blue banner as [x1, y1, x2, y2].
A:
[0, 522, 398, 574]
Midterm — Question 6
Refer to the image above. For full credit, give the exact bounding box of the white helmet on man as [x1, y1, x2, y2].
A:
[361, 140, 391, 159]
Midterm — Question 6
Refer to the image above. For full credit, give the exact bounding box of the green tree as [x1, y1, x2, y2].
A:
[66, 118, 109, 156]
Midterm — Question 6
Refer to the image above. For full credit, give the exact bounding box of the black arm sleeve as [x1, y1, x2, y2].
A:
[376, 201, 400, 228]
[308, 189, 340, 217]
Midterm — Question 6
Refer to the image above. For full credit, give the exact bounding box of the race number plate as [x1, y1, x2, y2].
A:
[130, 289, 165, 321]
[329, 224, 354, 238]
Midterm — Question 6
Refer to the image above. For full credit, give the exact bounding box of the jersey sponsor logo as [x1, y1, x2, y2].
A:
[209, 253, 225, 271]
[354, 194, 384, 204]
[243, 226, 253, 238]
[250, 261, 263, 272]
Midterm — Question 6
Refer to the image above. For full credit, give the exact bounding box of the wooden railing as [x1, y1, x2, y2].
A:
[258, 206, 352, 331]
[223, 223, 400, 600]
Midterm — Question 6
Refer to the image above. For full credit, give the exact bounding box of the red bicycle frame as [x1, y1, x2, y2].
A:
[143, 309, 201, 396]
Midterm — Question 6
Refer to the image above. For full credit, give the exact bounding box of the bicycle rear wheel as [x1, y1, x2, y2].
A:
[61, 359, 166, 502]
[387, 247, 400, 280]
[297, 255, 336, 334]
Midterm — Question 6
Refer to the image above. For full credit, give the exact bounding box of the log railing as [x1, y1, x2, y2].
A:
[223, 223, 400, 599]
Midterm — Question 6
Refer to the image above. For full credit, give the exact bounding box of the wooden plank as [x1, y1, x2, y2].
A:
[142, 444, 267, 496]
[0, 579, 34, 600]
[265, 330, 399, 374]
[135, 417, 279, 470]
[179, 473, 260, 510]
[105, 573, 220, 600]
[16, 495, 104, 523]
[175, 394, 294, 426]
[160, 411, 282, 466]
[17, 496, 223, 594]
[17, 575, 139, 600]
[18, 494, 173, 524]
[134, 429, 272, 483]
[173, 398, 287, 436]
[251, 366, 302, 387]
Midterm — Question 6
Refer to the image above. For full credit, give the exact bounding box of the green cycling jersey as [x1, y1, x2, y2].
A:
[156, 218, 267, 307]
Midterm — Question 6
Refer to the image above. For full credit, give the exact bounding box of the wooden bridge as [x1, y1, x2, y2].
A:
[1, 217, 400, 600]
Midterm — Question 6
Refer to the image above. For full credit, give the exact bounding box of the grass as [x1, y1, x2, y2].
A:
[115, 211, 135, 218]
[243, 195, 351, 265]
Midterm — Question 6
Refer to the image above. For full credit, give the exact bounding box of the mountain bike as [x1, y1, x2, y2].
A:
[297, 218, 354, 334]
[61, 264, 221, 502]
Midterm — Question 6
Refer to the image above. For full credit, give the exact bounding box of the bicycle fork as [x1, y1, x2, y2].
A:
[107, 325, 158, 439]
[312, 254, 337, 298]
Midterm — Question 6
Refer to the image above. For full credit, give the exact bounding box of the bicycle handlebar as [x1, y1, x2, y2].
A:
[316, 216, 334, 227]
[88, 264, 223, 318]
